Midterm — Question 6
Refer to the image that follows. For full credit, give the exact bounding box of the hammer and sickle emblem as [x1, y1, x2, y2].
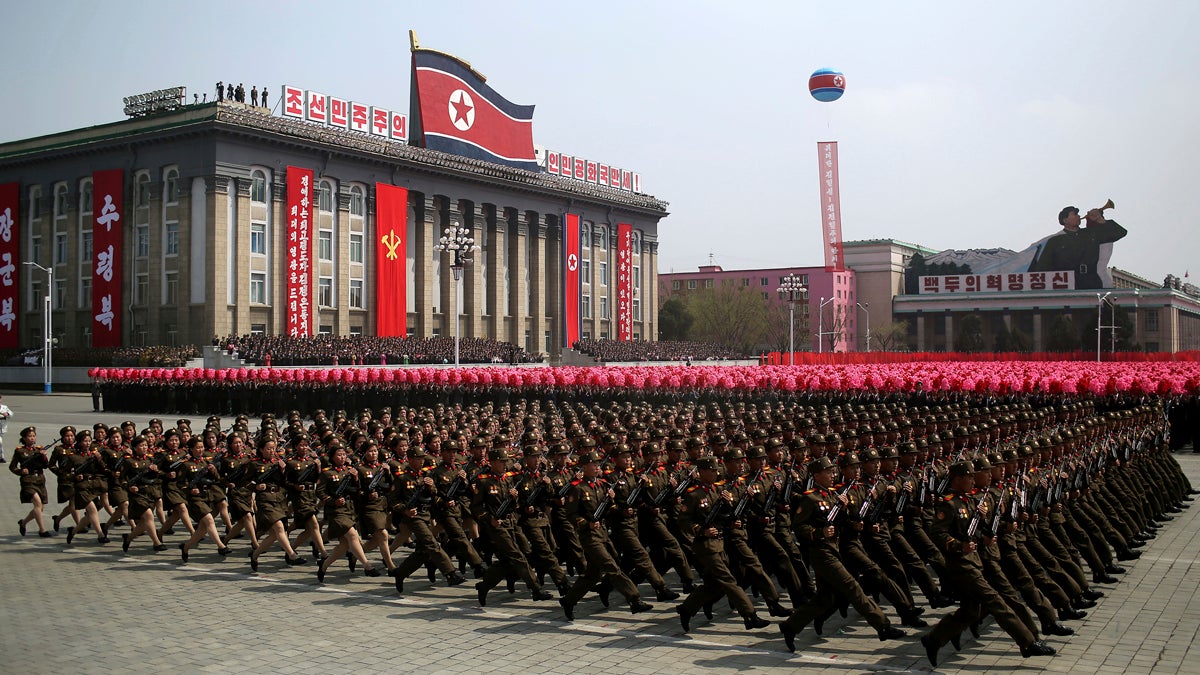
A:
[382, 229, 402, 260]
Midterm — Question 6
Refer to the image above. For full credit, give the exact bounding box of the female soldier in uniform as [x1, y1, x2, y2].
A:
[219, 432, 257, 548]
[64, 429, 109, 545]
[49, 426, 78, 532]
[316, 445, 382, 582]
[285, 435, 327, 561]
[178, 437, 231, 562]
[100, 427, 131, 537]
[248, 435, 306, 570]
[157, 430, 195, 538]
[354, 441, 397, 575]
[121, 435, 168, 552]
[12, 426, 53, 537]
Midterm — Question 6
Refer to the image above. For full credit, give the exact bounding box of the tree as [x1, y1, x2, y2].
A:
[657, 297, 693, 341]
[955, 314, 985, 352]
[1046, 315, 1080, 352]
[765, 300, 813, 354]
[686, 285, 770, 353]
[871, 320, 912, 352]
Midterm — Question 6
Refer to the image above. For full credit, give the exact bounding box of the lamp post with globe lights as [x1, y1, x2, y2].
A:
[776, 274, 807, 365]
[434, 223, 478, 367]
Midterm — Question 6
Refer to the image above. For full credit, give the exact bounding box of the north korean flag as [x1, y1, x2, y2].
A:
[411, 49, 537, 171]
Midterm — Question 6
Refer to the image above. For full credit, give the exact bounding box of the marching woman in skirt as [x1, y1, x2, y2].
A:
[178, 436, 231, 562]
[121, 435, 168, 553]
[11, 426, 52, 537]
[248, 435, 307, 571]
[316, 445, 382, 582]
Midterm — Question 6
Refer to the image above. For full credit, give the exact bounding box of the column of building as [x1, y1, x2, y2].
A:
[414, 194, 436, 337]
[484, 205, 503, 340]
[646, 239, 658, 342]
[463, 200, 484, 340]
[508, 208, 527, 348]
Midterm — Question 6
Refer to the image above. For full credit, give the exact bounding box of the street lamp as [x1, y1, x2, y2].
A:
[1132, 288, 1140, 351]
[23, 261, 53, 393]
[818, 296, 836, 354]
[1096, 292, 1111, 363]
[434, 222, 478, 367]
[856, 302, 871, 352]
[777, 274, 807, 365]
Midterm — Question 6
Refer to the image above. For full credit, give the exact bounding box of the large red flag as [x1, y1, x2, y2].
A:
[0, 183, 18, 348]
[617, 223, 633, 341]
[411, 48, 537, 171]
[92, 169, 124, 347]
[563, 214, 580, 348]
[285, 166, 314, 337]
[375, 183, 409, 337]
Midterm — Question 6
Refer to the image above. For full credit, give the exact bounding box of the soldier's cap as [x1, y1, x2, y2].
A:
[973, 456, 992, 472]
[520, 444, 543, 457]
[766, 438, 786, 450]
[20, 426, 36, 436]
[861, 448, 881, 462]
[578, 437, 598, 448]
[613, 443, 632, 455]
[745, 445, 767, 460]
[643, 441, 663, 454]
[148, 418, 163, 426]
[487, 448, 510, 462]
[59, 425, 76, 436]
[838, 451, 861, 467]
[409, 447, 428, 459]
[948, 460, 976, 478]
[550, 442, 572, 455]
[695, 456, 720, 471]
[808, 456, 836, 474]
[441, 441, 461, 453]
[470, 437, 489, 449]
[686, 437, 706, 448]
[667, 439, 687, 452]
[710, 433, 728, 445]
[492, 434, 510, 447]
[879, 446, 899, 459]
[578, 450, 604, 465]
[788, 437, 808, 450]
[288, 434, 310, 447]
[986, 452, 1005, 466]
[723, 447, 746, 461]
[808, 433, 826, 445]
[901, 441, 920, 454]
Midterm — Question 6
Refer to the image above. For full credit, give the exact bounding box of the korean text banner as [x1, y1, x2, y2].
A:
[0, 183, 18, 348]
[818, 142, 845, 272]
[286, 166, 314, 337]
[617, 223, 633, 341]
[92, 169, 123, 347]
[375, 183, 409, 337]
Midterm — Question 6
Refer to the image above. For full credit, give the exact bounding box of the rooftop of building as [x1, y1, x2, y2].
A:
[843, 238, 940, 255]
[0, 100, 669, 216]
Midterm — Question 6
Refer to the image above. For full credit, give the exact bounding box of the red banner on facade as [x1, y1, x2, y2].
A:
[563, 213, 581, 348]
[375, 183, 408, 337]
[818, 141, 845, 272]
[92, 169, 123, 347]
[286, 166, 314, 337]
[616, 222, 633, 341]
[0, 182, 18, 348]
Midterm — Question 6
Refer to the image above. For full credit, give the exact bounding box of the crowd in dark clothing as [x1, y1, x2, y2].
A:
[217, 335, 543, 366]
[2, 345, 199, 368]
[573, 339, 747, 363]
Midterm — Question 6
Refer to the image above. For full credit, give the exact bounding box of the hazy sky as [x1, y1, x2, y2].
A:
[5, 1, 1197, 283]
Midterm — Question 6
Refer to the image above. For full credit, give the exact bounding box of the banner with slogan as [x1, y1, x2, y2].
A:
[616, 222, 633, 341]
[92, 169, 124, 347]
[563, 213, 581, 348]
[0, 183, 18, 348]
[375, 183, 409, 337]
[818, 142, 845, 272]
[286, 166, 314, 337]
[411, 48, 537, 171]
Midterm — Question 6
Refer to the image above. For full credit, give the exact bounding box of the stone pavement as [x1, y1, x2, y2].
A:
[1, 391, 1198, 674]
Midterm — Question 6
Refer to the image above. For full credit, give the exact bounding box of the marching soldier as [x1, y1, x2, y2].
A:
[471, 447, 553, 606]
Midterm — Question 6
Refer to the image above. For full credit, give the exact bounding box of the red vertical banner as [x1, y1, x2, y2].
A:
[92, 169, 123, 347]
[563, 213, 580, 348]
[375, 183, 408, 337]
[818, 141, 845, 272]
[616, 222, 632, 341]
[0, 183, 18, 348]
[286, 166, 314, 337]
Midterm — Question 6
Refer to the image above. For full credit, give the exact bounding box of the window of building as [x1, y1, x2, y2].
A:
[251, 323, 266, 335]
[318, 229, 333, 261]
[599, 261, 608, 286]
[318, 324, 333, 335]
[28, 186, 41, 220]
[704, 279, 714, 289]
[582, 294, 591, 317]
[687, 280, 696, 290]
[350, 326, 363, 336]
[81, 230, 92, 263]
[801, 274, 809, 285]
[318, 277, 333, 307]
[54, 233, 67, 266]
[581, 259, 591, 283]
[633, 298, 641, 320]
[164, 169, 179, 203]
[54, 184, 68, 218]
[761, 277, 769, 286]
[31, 235, 41, 264]
[349, 185, 364, 216]
[165, 222, 179, 256]
[53, 278, 65, 309]
[135, 274, 149, 305]
[762, 292, 769, 300]
[165, 272, 178, 305]
[136, 224, 149, 258]
[742, 278, 750, 286]
[600, 330, 608, 340]
[318, 181, 334, 213]
[1145, 310, 1159, 331]
[250, 222, 265, 254]
[545, 330, 552, 353]
[250, 171, 267, 203]
[79, 277, 91, 309]
[349, 233, 363, 263]
[633, 267, 640, 291]
[1146, 341, 1159, 352]
[80, 181, 92, 213]
[29, 280, 41, 308]
[137, 173, 151, 207]
[671, 280, 680, 290]
[250, 273, 266, 304]
[600, 296, 609, 319]
[349, 279, 364, 308]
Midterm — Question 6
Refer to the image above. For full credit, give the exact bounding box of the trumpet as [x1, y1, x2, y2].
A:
[1084, 199, 1114, 223]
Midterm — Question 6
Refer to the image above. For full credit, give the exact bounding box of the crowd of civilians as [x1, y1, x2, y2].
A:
[572, 339, 747, 363]
[217, 334, 544, 366]
[2, 345, 199, 368]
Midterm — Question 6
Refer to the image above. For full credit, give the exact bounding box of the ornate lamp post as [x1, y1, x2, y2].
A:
[818, 296, 836, 354]
[434, 223, 477, 367]
[24, 261, 53, 393]
[777, 274, 807, 365]
[856, 302, 871, 352]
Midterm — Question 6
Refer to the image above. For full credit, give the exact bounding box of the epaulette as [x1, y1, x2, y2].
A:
[686, 485, 702, 493]
[943, 494, 955, 502]
[570, 479, 582, 486]
[803, 489, 815, 495]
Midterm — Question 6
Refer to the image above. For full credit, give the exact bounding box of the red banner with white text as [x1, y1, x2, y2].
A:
[92, 169, 123, 347]
[563, 214, 581, 348]
[375, 183, 408, 337]
[818, 141, 845, 272]
[286, 166, 314, 337]
[0, 183, 18, 348]
[617, 223, 633, 341]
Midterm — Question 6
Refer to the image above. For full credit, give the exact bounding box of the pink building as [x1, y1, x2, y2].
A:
[659, 265, 860, 352]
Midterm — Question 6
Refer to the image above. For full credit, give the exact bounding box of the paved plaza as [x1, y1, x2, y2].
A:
[1, 391, 1198, 674]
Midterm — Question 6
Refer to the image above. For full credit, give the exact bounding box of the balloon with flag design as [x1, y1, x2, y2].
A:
[809, 68, 846, 102]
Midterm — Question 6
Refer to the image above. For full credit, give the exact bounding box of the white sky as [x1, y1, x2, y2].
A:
[4, 0, 1196, 283]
